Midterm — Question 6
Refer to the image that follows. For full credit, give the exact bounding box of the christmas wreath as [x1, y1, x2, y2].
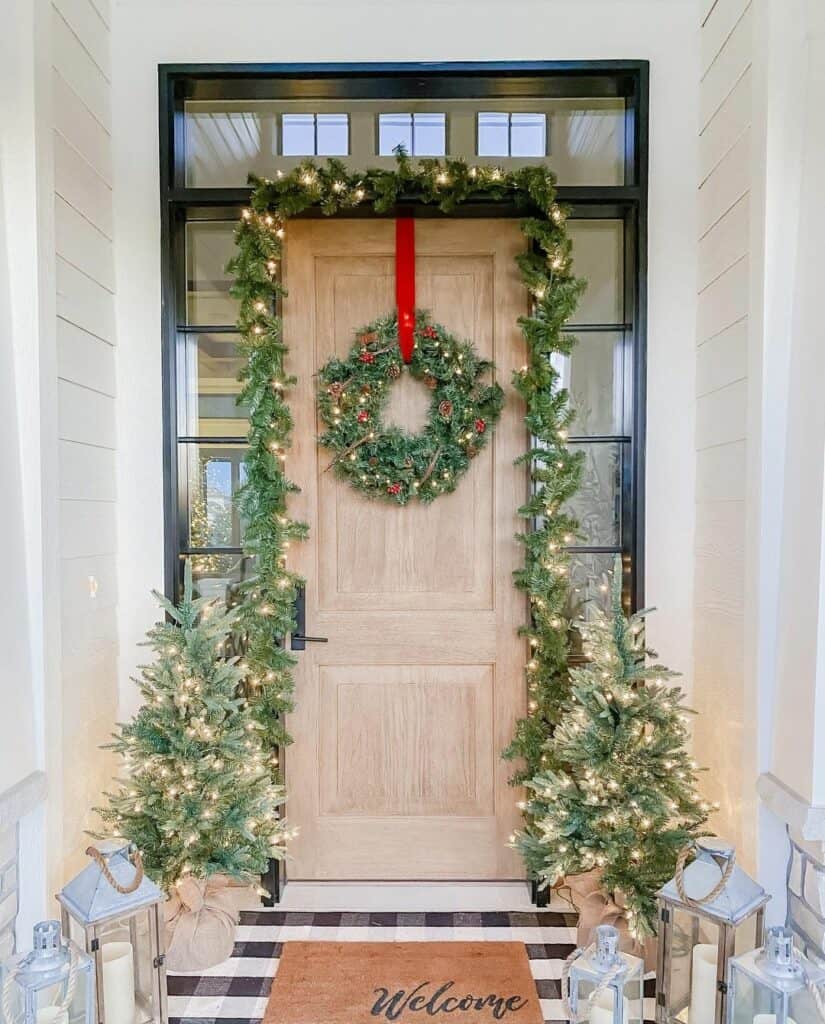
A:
[317, 312, 504, 505]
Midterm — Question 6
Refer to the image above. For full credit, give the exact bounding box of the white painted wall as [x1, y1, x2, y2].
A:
[692, 0, 757, 862]
[2, 0, 119, 906]
[111, 0, 700, 734]
[50, 0, 119, 883]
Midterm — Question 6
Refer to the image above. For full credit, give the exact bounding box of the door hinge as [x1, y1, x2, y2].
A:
[154, 954, 166, 969]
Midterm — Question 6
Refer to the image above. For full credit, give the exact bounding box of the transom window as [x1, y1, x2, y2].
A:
[161, 63, 648, 615]
[378, 113, 446, 156]
[281, 113, 348, 156]
[477, 112, 547, 157]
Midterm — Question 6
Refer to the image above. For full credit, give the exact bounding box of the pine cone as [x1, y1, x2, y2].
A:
[328, 381, 344, 398]
[368, 456, 379, 467]
[438, 399, 453, 420]
[424, 373, 438, 390]
[358, 331, 378, 346]
[387, 363, 402, 380]
[467, 444, 479, 458]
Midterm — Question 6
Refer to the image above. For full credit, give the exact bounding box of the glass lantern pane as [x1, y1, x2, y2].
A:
[730, 970, 783, 1024]
[788, 986, 820, 1024]
[94, 910, 158, 1024]
[0, 943, 95, 1024]
[574, 979, 641, 1024]
[666, 908, 721, 1024]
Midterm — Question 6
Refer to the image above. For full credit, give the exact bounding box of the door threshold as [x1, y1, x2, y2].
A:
[278, 881, 563, 912]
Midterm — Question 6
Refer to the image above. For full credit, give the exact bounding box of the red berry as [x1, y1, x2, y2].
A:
[359, 351, 375, 364]
[475, 418, 486, 433]
[386, 482, 401, 495]
[357, 410, 369, 423]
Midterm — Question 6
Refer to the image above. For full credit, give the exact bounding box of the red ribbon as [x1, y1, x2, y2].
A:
[395, 217, 415, 363]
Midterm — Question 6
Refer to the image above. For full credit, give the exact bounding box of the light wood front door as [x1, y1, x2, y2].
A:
[285, 219, 527, 880]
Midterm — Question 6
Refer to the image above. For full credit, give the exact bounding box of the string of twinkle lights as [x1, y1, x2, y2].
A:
[227, 152, 586, 840]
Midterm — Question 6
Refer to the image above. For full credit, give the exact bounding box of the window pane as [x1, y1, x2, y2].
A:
[565, 442, 623, 546]
[316, 113, 348, 155]
[553, 331, 625, 436]
[282, 113, 316, 155]
[178, 333, 248, 437]
[510, 113, 546, 157]
[413, 113, 446, 156]
[568, 552, 619, 621]
[184, 104, 277, 187]
[566, 219, 624, 325]
[181, 553, 254, 606]
[378, 113, 413, 155]
[185, 222, 239, 326]
[183, 443, 247, 549]
[559, 102, 625, 185]
[477, 112, 510, 156]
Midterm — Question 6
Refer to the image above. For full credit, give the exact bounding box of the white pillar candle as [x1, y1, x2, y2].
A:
[36, 1007, 68, 1024]
[101, 942, 135, 1024]
[589, 987, 630, 1023]
[689, 944, 718, 1024]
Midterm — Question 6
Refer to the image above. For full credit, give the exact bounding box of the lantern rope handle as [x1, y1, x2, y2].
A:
[674, 841, 735, 908]
[561, 947, 583, 1022]
[85, 845, 144, 895]
[2, 950, 78, 1024]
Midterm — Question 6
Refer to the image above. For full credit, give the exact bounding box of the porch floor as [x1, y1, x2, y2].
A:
[166, 890, 656, 1024]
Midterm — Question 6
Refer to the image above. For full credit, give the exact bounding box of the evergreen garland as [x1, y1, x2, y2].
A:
[318, 312, 503, 505]
[96, 565, 290, 891]
[515, 557, 710, 937]
[228, 153, 585, 831]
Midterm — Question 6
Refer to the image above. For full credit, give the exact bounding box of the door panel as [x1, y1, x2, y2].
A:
[285, 219, 527, 880]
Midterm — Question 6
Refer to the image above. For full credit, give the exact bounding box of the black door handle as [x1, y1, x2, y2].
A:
[290, 586, 328, 651]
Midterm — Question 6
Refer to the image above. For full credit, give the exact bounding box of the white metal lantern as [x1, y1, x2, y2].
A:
[566, 924, 645, 1023]
[656, 838, 769, 1024]
[57, 843, 167, 1024]
[1, 921, 95, 1024]
[727, 925, 825, 1024]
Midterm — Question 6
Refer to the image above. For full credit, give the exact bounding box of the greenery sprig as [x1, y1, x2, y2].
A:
[318, 311, 503, 505]
[228, 154, 585, 844]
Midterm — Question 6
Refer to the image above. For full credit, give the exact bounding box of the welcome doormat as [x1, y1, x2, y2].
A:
[263, 941, 544, 1024]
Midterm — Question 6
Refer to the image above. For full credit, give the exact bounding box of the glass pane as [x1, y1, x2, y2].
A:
[183, 443, 247, 550]
[555, 101, 625, 185]
[184, 103, 277, 187]
[477, 112, 510, 156]
[568, 552, 617, 622]
[378, 113, 413, 155]
[185, 221, 239, 326]
[182, 552, 254, 606]
[554, 331, 625, 436]
[413, 113, 446, 156]
[667, 909, 721, 1024]
[566, 442, 622, 546]
[178, 332, 248, 437]
[510, 113, 546, 157]
[566, 219, 624, 325]
[94, 910, 158, 1024]
[282, 113, 316, 155]
[316, 113, 348, 155]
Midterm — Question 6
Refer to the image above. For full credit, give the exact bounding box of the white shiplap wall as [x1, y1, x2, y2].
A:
[51, 0, 118, 877]
[694, 0, 754, 857]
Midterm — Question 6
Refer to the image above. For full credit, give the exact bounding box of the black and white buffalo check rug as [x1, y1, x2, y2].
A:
[166, 907, 656, 1024]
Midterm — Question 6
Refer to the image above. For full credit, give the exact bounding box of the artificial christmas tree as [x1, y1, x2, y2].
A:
[96, 565, 290, 956]
[514, 556, 710, 938]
